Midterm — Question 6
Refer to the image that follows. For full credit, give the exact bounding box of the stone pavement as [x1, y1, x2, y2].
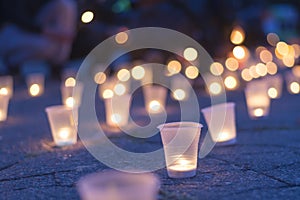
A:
[0, 78, 300, 200]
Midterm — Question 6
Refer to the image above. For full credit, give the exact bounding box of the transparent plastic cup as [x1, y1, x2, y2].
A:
[0, 75, 13, 98]
[157, 122, 202, 178]
[26, 73, 45, 97]
[143, 85, 167, 114]
[77, 171, 160, 200]
[245, 80, 270, 118]
[201, 102, 237, 146]
[104, 94, 131, 127]
[45, 105, 77, 146]
[0, 94, 10, 121]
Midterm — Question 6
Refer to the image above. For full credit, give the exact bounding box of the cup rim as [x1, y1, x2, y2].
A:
[157, 121, 202, 130]
[201, 102, 235, 113]
[45, 105, 76, 113]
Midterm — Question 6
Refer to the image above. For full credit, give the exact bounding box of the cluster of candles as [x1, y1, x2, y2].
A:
[0, 27, 299, 196]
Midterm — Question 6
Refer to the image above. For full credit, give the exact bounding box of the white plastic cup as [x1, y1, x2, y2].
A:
[45, 105, 77, 146]
[26, 73, 44, 97]
[157, 122, 202, 178]
[0, 75, 13, 98]
[77, 171, 160, 200]
[0, 94, 10, 121]
[201, 102, 237, 146]
[245, 80, 270, 118]
[61, 82, 83, 108]
[143, 85, 167, 114]
[104, 94, 131, 127]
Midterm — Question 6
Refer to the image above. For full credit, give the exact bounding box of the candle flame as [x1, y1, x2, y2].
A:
[29, 84, 40, 96]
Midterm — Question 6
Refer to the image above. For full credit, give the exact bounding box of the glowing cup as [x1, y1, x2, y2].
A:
[104, 94, 131, 127]
[0, 76, 13, 98]
[26, 73, 44, 97]
[61, 82, 83, 108]
[245, 80, 270, 118]
[170, 75, 190, 101]
[0, 94, 10, 121]
[143, 85, 167, 113]
[77, 171, 160, 200]
[45, 105, 77, 146]
[201, 102, 237, 146]
[158, 122, 202, 178]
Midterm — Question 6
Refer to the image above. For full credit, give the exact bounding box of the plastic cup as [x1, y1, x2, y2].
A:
[0, 75, 13, 98]
[245, 80, 270, 118]
[45, 105, 77, 146]
[104, 94, 131, 127]
[26, 73, 44, 97]
[157, 122, 202, 178]
[0, 94, 10, 121]
[77, 171, 160, 200]
[143, 85, 167, 114]
[201, 102, 237, 146]
[61, 82, 83, 108]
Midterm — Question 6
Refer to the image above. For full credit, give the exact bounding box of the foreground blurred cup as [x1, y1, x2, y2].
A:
[245, 80, 270, 118]
[26, 73, 44, 97]
[201, 102, 237, 146]
[0, 75, 13, 98]
[0, 94, 10, 121]
[104, 94, 131, 127]
[61, 82, 84, 108]
[157, 122, 202, 178]
[77, 171, 160, 200]
[143, 85, 167, 114]
[45, 105, 77, 146]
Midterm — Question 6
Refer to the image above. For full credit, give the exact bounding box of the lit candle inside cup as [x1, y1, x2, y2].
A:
[0, 76, 13, 98]
[61, 81, 83, 108]
[26, 73, 44, 97]
[285, 71, 300, 94]
[170, 74, 191, 101]
[0, 94, 9, 121]
[45, 105, 77, 146]
[201, 102, 237, 146]
[104, 94, 131, 127]
[264, 75, 283, 99]
[158, 122, 202, 178]
[143, 85, 167, 113]
[245, 80, 270, 118]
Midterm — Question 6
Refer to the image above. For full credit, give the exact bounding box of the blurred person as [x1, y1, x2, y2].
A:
[0, 0, 77, 72]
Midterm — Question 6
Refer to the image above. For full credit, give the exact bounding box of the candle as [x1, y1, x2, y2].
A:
[158, 122, 202, 178]
[61, 82, 83, 108]
[245, 80, 270, 118]
[264, 75, 283, 99]
[170, 74, 191, 101]
[0, 94, 9, 121]
[201, 102, 237, 146]
[104, 94, 131, 127]
[45, 105, 77, 147]
[0, 76, 13, 98]
[26, 73, 44, 97]
[285, 71, 300, 94]
[143, 85, 167, 114]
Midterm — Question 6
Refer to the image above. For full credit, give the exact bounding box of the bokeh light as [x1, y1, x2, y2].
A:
[290, 82, 300, 94]
[81, 11, 94, 24]
[183, 47, 198, 61]
[267, 33, 280, 46]
[167, 60, 182, 75]
[224, 76, 238, 90]
[209, 82, 222, 95]
[266, 62, 278, 75]
[131, 65, 145, 80]
[115, 32, 129, 44]
[94, 72, 106, 84]
[233, 46, 248, 60]
[114, 83, 126, 96]
[230, 26, 245, 45]
[268, 87, 278, 99]
[173, 89, 186, 101]
[259, 50, 273, 63]
[255, 63, 267, 77]
[241, 68, 252, 81]
[29, 84, 40, 96]
[65, 77, 76, 87]
[210, 62, 224, 76]
[185, 66, 199, 79]
[117, 69, 130, 82]
[225, 57, 239, 71]
[103, 89, 114, 99]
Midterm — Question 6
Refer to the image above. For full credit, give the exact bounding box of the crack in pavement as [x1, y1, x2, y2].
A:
[0, 162, 19, 172]
[209, 156, 294, 187]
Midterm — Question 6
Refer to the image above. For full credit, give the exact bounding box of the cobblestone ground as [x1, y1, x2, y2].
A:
[0, 79, 299, 200]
